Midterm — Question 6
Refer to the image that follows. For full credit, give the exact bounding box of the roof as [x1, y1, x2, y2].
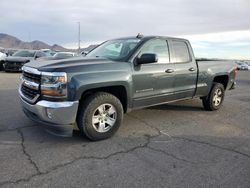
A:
[112, 35, 188, 42]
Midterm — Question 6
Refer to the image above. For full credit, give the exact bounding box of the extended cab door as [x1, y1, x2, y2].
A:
[131, 38, 176, 108]
[168, 39, 197, 99]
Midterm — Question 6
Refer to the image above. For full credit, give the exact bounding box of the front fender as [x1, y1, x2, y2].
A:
[68, 70, 133, 105]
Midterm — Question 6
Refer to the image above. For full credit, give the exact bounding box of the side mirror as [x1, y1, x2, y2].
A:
[81, 51, 89, 56]
[136, 53, 158, 65]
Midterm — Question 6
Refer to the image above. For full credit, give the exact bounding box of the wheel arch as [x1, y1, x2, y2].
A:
[79, 85, 129, 113]
[213, 75, 229, 89]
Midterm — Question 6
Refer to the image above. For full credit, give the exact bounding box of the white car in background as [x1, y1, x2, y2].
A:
[37, 52, 77, 61]
[0, 51, 7, 70]
[0, 51, 7, 60]
[237, 62, 249, 71]
[245, 61, 250, 68]
[41, 49, 56, 56]
[53, 52, 76, 59]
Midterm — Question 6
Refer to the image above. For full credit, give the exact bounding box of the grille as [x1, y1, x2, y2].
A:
[23, 71, 41, 83]
[21, 84, 39, 100]
[21, 70, 41, 102]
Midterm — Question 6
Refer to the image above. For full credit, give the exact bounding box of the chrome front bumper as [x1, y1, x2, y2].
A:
[20, 96, 79, 136]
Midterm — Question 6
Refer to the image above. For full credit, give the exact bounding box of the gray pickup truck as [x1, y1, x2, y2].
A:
[19, 35, 236, 140]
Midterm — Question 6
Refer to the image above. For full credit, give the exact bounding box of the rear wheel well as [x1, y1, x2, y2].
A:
[79, 86, 128, 113]
[213, 75, 229, 89]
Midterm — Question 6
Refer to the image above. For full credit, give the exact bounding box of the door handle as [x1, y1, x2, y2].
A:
[189, 67, 195, 72]
[165, 69, 174, 73]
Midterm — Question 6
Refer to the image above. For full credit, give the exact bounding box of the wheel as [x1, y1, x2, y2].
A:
[202, 82, 225, 111]
[77, 92, 123, 141]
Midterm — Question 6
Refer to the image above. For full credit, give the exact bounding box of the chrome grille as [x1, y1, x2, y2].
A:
[21, 84, 39, 100]
[20, 67, 41, 103]
[23, 71, 41, 83]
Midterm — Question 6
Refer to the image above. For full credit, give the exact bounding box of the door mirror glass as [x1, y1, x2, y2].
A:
[136, 53, 158, 64]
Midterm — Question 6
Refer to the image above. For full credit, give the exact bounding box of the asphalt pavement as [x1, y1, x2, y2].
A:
[0, 71, 249, 188]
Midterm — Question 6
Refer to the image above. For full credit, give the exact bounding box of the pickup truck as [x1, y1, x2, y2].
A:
[19, 35, 237, 140]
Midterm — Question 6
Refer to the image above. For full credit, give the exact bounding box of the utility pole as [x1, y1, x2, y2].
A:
[77, 22, 81, 53]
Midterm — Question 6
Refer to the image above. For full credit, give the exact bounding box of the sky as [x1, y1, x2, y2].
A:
[0, 0, 250, 59]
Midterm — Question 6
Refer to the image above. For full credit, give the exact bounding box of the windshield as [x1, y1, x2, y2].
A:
[86, 39, 141, 61]
[54, 53, 74, 58]
[13, 50, 35, 57]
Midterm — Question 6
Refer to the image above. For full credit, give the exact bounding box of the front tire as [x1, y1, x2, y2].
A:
[202, 82, 225, 111]
[77, 92, 123, 141]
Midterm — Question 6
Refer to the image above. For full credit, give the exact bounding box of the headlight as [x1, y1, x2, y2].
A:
[41, 72, 67, 98]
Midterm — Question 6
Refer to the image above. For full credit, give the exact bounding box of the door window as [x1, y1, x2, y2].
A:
[138, 39, 170, 64]
[171, 41, 191, 63]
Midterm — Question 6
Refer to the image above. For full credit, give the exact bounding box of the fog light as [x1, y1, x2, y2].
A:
[46, 108, 53, 119]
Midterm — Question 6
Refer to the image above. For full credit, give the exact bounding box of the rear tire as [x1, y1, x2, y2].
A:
[202, 82, 225, 111]
[77, 92, 123, 141]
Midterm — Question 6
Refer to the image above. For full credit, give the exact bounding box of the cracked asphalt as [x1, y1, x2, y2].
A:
[0, 71, 250, 188]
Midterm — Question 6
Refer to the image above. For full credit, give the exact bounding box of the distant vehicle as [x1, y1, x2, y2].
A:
[40, 49, 56, 56]
[3, 50, 49, 72]
[0, 52, 7, 70]
[236, 62, 249, 70]
[5, 49, 18, 56]
[38, 52, 76, 61]
[245, 61, 250, 67]
[53, 52, 76, 59]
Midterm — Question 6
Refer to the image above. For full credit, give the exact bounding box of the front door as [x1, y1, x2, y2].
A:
[132, 39, 176, 108]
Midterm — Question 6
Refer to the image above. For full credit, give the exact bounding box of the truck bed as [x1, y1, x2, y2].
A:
[195, 60, 236, 97]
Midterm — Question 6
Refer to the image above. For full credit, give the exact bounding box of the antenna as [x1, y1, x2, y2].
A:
[136, 33, 143, 38]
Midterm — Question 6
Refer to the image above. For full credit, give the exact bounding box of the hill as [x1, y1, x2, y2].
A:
[0, 33, 68, 51]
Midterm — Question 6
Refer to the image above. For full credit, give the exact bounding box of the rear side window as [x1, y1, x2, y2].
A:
[171, 41, 190, 63]
[139, 39, 170, 64]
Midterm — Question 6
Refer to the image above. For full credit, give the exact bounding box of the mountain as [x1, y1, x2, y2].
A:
[0, 33, 68, 51]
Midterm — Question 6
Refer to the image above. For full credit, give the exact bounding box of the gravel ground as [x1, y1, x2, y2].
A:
[0, 71, 249, 188]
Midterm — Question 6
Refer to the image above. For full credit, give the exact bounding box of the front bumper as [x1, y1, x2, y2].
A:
[20, 97, 79, 137]
[4, 62, 23, 71]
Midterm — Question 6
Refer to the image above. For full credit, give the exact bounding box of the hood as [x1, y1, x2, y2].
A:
[5, 56, 34, 62]
[24, 57, 119, 72]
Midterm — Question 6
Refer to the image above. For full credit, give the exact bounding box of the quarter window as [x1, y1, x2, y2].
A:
[171, 41, 190, 63]
[139, 39, 170, 63]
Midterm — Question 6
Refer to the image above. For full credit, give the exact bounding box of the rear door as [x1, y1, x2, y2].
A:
[168, 40, 197, 99]
[132, 38, 176, 108]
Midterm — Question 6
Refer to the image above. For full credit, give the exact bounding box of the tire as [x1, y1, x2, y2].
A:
[77, 92, 124, 141]
[202, 82, 225, 111]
